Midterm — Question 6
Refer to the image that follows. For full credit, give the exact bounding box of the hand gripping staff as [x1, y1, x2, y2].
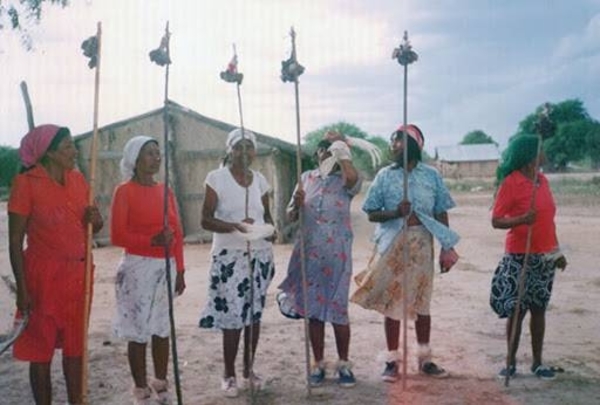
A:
[504, 103, 556, 387]
[80, 22, 102, 405]
[280, 27, 312, 397]
[149, 22, 184, 405]
[220, 44, 261, 403]
[392, 30, 418, 391]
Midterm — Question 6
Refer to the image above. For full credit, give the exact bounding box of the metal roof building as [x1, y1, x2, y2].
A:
[435, 143, 500, 178]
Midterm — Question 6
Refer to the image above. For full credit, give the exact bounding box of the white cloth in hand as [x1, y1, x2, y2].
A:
[328, 140, 352, 161]
[233, 223, 275, 241]
[318, 156, 337, 177]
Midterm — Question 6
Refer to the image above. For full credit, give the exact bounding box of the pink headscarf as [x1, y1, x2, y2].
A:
[19, 124, 62, 168]
[396, 124, 425, 151]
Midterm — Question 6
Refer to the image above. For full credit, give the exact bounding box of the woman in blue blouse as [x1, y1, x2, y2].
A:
[351, 124, 459, 382]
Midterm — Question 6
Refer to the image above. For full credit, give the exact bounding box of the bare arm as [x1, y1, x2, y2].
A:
[492, 209, 536, 229]
[8, 213, 30, 312]
[338, 160, 359, 189]
[367, 200, 412, 223]
[262, 193, 274, 225]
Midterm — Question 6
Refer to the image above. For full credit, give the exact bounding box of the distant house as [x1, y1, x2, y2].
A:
[74, 100, 311, 244]
[435, 143, 500, 179]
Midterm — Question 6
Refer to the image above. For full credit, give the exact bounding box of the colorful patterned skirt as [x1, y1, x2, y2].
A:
[351, 226, 434, 320]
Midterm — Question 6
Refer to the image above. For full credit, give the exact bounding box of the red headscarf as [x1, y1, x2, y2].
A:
[396, 124, 424, 151]
[18, 124, 61, 168]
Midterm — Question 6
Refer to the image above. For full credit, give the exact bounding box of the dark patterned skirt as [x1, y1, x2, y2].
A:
[490, 253, 556, 319]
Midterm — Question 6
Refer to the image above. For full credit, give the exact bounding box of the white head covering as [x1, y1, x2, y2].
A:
[120, 135, 157, 181]
[226, 128, 257, 153]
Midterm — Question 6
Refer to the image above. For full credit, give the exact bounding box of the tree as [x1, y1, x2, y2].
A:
[303, 122, 387, 178]
[0, 0, 68, 49]
[0, 145, 21, 191]
[513, 99, 596, 171]
[584, 121, 600, 170]
[459, 130, 498, 146]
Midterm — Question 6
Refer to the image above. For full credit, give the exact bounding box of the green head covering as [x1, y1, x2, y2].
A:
[496, 134, 540, 183]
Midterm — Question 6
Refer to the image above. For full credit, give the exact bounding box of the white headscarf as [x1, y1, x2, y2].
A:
[120, 135, 157, 181]
[226, 128, 257, 153]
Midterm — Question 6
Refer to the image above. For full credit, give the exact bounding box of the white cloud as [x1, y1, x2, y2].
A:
[554, 13, 600, 61]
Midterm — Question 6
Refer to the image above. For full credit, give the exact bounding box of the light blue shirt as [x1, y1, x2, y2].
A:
[362, 162, 460, 253]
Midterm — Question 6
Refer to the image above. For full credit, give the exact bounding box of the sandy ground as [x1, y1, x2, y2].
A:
[1, 185, 600, 405]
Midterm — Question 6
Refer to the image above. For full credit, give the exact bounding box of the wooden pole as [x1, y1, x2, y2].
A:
[289, 27, 312, 397]
[394, 30, 418, 390]
[158, 22, 184, 405]
[82, 21, 102, 405]
[19, 81, 35, 130]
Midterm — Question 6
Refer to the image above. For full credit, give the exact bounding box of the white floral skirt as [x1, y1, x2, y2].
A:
[113, 254, 176, 343]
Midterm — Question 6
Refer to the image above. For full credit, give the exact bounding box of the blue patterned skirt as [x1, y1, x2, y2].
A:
[199, 247, 274, 330]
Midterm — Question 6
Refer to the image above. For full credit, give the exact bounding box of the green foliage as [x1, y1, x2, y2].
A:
[460, 130, 497, 146]
[0, 145, 21, 189]
[303, 122, 388, 178]
[512, 99, 599, 172]
[0, 0, 69, 49]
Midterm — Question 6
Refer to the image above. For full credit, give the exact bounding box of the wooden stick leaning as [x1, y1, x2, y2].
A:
[81, 21, 102, 405]
[281, 27, 312, 397]
[20, 81, 35, 130]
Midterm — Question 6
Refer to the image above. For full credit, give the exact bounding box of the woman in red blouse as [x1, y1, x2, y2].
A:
[490, 134, 567, 381]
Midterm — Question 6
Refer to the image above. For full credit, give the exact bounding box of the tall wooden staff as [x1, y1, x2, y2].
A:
[220, 44, 261, 402]
[504, 103, 555, 386]
[392, 30, 418, 391]
[149, 22, 183, 404]
[280, 26, 312, 397]
[80, 22, 102, 404]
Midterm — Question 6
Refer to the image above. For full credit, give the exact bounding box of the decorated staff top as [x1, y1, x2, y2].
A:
[149, 30, 172, 66]
[220, 47, 244, 85]
[535, 103, 556, 140]
[392, 30, 418, 66]
[81, 35, 98, 69]
[281, 27, 305, 83]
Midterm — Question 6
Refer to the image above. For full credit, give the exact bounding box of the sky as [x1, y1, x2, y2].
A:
[1, 0, 600, 156]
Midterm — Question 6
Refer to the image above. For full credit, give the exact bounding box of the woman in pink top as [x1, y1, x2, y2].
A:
[490, 134, 567, 381]
[111, 136, 186, 405]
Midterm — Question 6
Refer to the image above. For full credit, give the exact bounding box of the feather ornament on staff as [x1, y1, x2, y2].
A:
[149, 31, 172, 66]
[393, 30, 418, 391]
[281, 26, 313, 397]
[80, 21, 102, 405]
[220, 52, 244, 84]
[149, 22, 184, 405]
[219, 45, 263, 402]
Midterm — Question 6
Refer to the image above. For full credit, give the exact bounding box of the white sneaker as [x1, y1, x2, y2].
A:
[221, 376, 239, 398]
[150, 378, 172, 405]
[132, 386, 156, 405]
